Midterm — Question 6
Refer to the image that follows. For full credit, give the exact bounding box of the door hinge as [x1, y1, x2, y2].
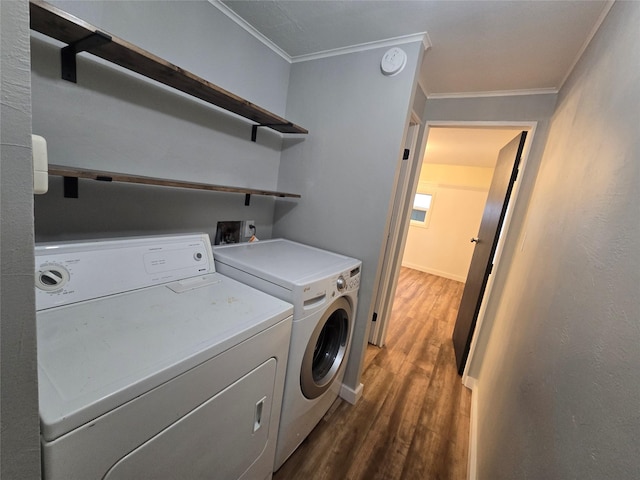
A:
[488, 263, 494, 275]
[372, 312, 378, 322]
[513, 167, 519, 182]
[403, 149, 410, 160]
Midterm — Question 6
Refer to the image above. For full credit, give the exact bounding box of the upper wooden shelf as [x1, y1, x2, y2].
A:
[29, 0, 308, 138]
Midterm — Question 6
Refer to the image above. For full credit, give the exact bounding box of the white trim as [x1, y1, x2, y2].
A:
[339, 382, 363, 405]
[208, 0, 291, 62]
[423, 120, 536, 129]
[209, 0, 432, 65]
[427, 88, 558, 100]
[462, 373, 476, 391]
[291, 32, 430, 63]
[465, 377, 478, 480]
[400, 263, 467, 283]
[558, 0, 615, 91]
[368, 120, 423, 347]
[419, 183, 490, 193]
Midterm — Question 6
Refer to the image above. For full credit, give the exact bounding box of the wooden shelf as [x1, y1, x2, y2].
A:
[29, 0, 308, 138]
[30, 0, 304, 204]
[49, 165, 301, 203]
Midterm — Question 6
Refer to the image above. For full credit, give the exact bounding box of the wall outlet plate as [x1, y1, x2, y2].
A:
[244, 220, 255, 238]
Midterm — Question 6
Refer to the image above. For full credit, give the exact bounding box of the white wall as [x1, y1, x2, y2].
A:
[273, 41, 425, 391]
[0, 0, 40, 477]
[402, 164, 493, 281]
[32, 0, 293, 242]
[475, 2, 640, 478]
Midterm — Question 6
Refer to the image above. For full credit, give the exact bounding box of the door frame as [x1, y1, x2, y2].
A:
[370, 120, 537, 383]
[368, 113, 422, 345]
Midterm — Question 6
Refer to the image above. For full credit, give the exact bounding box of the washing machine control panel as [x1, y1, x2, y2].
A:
[336, 265, 360, 293]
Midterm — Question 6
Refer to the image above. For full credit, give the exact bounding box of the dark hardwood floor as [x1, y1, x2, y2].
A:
[274, 268, 472, 480]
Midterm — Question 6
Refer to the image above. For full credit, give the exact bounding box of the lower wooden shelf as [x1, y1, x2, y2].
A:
[48, 165, 301, 204]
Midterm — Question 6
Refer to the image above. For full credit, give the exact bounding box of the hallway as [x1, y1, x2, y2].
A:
[274, 268, 472, 480]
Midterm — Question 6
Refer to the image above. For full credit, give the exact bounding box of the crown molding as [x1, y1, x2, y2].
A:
[208, 0, 292, 62]
[558, 0, 615, 91]
[291, 32, 430, 63]
[427, 88, 559, 100]
[209, 0, 431, 65]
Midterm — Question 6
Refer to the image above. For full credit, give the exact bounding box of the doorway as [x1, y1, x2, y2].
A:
[370, 121, 536, 379]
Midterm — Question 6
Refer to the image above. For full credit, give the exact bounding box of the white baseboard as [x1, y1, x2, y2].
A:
[339, 382, 363, 405]
[400, 262, 467, 283]
[466, 377, 478, 480]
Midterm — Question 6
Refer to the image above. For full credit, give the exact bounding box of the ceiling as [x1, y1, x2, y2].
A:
[424, 127, 523, 168]
[217, 0, 611, 96]
[215, 1, 610, 168]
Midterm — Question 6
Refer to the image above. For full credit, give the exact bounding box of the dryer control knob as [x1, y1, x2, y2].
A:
[36, 265, 69, 291]
[336, 276, 346, 291]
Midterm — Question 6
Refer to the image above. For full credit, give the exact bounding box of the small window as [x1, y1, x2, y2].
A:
[410, 192, 433, 227]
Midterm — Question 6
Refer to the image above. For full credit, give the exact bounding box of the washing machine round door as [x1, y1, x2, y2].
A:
[300, 296, 352, 400]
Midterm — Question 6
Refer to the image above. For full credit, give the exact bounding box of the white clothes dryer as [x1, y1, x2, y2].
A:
[35, 233, 293, 480]
[213, 239, 361, 470]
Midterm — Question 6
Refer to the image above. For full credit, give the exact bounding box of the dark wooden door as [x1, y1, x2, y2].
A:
[452, 131, 527, 374]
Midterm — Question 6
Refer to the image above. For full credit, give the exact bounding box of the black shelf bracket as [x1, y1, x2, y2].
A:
[244, 194, 251, 206]
[251, 125, 261, 142]
[61, 174, 113, 198]
[251, 122, 294, 142]
[63, 176, 79, 198]
[61, 31, 112, 83]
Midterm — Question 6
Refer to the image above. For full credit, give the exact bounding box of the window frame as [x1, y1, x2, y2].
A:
[409, 190, 435, 228]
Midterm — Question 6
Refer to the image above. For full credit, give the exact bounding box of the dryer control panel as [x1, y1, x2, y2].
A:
[35, 233, 214, 311]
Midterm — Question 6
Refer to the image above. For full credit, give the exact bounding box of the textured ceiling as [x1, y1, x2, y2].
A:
[218, 0, 610, 95]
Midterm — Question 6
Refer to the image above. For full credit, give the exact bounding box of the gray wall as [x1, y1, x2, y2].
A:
[273, 41, 425, 390]
[50, 0, 290, 115]
[33, 0, 293, 242]
[412, 83, 428, 119]
[0, 0, 41, 477]
[475, 2, 640, 478]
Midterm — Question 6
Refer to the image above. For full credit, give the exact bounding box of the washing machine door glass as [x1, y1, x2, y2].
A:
[301, 297, 351, 399]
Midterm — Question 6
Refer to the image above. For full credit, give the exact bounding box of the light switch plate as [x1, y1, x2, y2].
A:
[32, 134, 48, 194]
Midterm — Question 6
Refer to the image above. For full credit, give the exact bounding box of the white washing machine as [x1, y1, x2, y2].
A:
[35, 233, 293, 480]
[213, 239, 361, 470]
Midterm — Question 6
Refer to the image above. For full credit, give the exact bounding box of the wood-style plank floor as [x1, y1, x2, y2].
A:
[274, 268, 472, 480]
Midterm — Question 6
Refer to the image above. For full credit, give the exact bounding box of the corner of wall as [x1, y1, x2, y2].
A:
[1, 0, 41, 478]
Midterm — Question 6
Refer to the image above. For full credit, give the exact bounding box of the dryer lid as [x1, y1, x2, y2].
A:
[37, 272, 292, 441]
